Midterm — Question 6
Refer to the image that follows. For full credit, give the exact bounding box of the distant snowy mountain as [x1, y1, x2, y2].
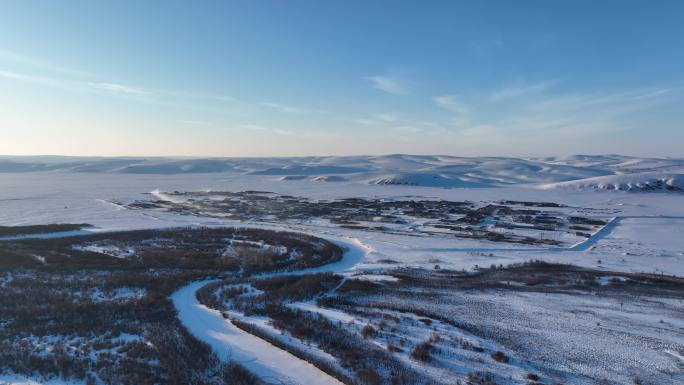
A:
[1, 154, 683, 191]
[539, 154, 684, 173]
[542, 172, 684, 192]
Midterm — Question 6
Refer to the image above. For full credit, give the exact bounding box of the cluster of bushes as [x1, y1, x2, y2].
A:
[132, 190, 475, 227]
[465, 372, 501, 385]
[568, 216, 607, 226]
[251, 273, 342, 301]
[199, 274, 434, 385]
[411, 341, 434, 362]
[235, 306, 432, 385]
[0, 223, 90, 236]
[0, 226, 348, 384]
[196, 273, 343, 314]
[0, 269, 262, 385]
[147, 322, 265, 385]
[0, 227, 342, 272]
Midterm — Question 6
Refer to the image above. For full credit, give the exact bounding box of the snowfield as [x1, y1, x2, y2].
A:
[1, 154, 684, 385]
[1, 154, 683, 189]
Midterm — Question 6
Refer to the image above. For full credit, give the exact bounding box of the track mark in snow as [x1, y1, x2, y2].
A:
[96, 199, 128, 211]
[568, 216, 621, 251]
[400, 215, 681, 254]
[665, 350, 684, 363]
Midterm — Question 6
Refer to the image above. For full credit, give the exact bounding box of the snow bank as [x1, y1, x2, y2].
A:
[311, 175, 347, 182]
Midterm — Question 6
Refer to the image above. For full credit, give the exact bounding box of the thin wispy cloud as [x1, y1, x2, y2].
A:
[166, 90, 237, 103]
[272, 128, 298, 136]
[353, 113, 398, 126]
[375, 113, 398, 122]
[0, 50, 244, 111]
[490, 80, 558, 101]
[239, 124, 268, 131]
[472, 38, 504, 56]
[0, 69, 63, 88]
[365, 75, 407, 95]
[0, 51, 136, 96]
[89, 82, 151, 95]
[179, 120, 211, 126]
[391, 121, 448, 137]
[0, 62, 245, 117]
[238, 123, 298, 137]
[0, 49, 88, 77]
[260, 102, 305, 114]
[631, 88, 670, 100]
[0, 69, 156, 98]
[353, 112, 447, 137]
[527, 87, 671, 113]
[455, 86, 674, 144]
[353, 118, 381, 126]
[433, 95, 469, 114]
[392, 125, 423, 134]
[1, 45, 676, 157]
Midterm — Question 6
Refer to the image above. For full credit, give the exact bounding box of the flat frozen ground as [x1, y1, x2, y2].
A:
[1, 171, 683, 276]
[1, 164, 684, 385]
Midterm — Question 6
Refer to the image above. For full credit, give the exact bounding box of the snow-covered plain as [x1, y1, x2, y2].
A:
[0, 155, 683, 278]
[2, 154, 684, 384]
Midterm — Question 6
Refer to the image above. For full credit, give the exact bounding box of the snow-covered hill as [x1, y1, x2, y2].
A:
[1, 154, 683, 191]
[369, 172, 488, 188]
[542, 172, 684, 192]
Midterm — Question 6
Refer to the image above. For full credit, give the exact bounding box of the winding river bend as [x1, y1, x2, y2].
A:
[171, 236, 370, 385]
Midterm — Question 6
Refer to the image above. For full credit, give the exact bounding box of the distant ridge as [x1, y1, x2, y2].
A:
[1, 154, 683, 191]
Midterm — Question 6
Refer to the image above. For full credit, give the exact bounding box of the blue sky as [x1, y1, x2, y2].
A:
[1, 0, 682, 157]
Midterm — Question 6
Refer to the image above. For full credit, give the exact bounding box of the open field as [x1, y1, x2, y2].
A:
[1, 156, 683, 384]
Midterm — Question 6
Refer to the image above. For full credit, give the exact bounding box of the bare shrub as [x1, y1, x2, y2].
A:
[361, 324, 377, 339]
[490, 351, 509, 363]
[411, 341, 434, 362]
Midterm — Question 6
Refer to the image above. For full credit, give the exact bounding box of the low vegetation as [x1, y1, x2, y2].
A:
[0, 226, 341, 384]
[198, 274, 437, 385]
[128, 190, 608, 247]
[0, 223, 91, 237]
